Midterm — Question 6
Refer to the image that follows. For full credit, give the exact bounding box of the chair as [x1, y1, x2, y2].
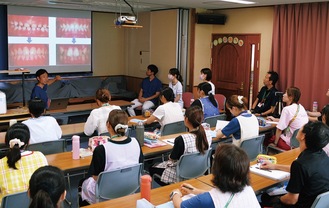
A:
[267, 129, 299, 154]
[290, 129, 300, 149]
[27, 139, 66, 155]
[95, 163, 142, 202]
[1, 191, 29, 208]
[182, 92, 194, 109]
[311, 191, 329, 208]
[204, 114, 227, 127]
[240, 134, 265, 161]
[310, 190, 329, 208]
[214, 94, 226, 111]
[161, 121, 186, 136]
[176, 148, 213, 182]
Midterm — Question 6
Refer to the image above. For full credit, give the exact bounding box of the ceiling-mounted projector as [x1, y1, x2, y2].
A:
[115, 16, 137, 25]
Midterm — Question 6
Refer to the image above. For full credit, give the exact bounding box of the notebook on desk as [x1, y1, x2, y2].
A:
[250, 164, 290, 181]
[47, 98, 69, 110]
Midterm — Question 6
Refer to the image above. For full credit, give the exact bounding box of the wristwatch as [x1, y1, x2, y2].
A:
[169, 191, 181, 200]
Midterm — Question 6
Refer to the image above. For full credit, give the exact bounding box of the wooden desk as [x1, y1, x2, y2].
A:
[196, 148, 300, 193]
[46, 100, 132, 114]
[84, 178, 213, 208]
[0, 122, 85, 144]
[0, 100, 132, 122]
[47, 152, 91, 172]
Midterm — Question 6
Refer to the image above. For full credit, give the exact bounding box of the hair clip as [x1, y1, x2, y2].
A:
[238, 96, 244, 104]
[9, 138, 25, 148]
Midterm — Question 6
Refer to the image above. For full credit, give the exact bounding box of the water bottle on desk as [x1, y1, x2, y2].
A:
[136, 121, 144, 146]
[312, 101, 318, 112]
[72, 135, 80, 160]
[140, 175, 152, 201]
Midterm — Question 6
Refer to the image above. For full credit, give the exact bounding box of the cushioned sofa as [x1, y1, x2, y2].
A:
[0, 75, 137, 104]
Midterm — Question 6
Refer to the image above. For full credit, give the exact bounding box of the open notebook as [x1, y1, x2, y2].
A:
[250, 164, 290, 181]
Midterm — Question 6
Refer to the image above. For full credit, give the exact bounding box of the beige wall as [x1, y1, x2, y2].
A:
[92, 12, 126, 76]
[125, 12, 151, 77]
[150, 9, 178, 82]
[193, 7, 274, 89]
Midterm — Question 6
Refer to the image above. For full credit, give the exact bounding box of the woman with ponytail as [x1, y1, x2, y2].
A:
[144, 87, 184, 132]
[29, 166, 66, 208]
[216, 95, 259, 147]
[149, 105, 212, 185]
[191, 82, 219, 119]
[80, 109, 143, 205]
[0, 123, 48, 203]
[84, 88, 121, 136]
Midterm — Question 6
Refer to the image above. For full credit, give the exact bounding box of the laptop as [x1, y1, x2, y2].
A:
[47, 98, 69, 110]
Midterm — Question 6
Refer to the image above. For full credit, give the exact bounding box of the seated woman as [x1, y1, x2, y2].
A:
[149, 105, 212, 185]
[191, 82, 219, 119]
[84, 88, 121, 136]
[0, 123, 48, 203]
[22, 99, 62, 144]
[216, 95, 259, 147]
[261, 121, 329, 207]
[168, 68, 184, 108]
[80, 109, 143, 205]
[266, 87, 309, 150]
[29, 166, 66, 208]
[144, 87, 184, 132]
[170, 144, 260, 208]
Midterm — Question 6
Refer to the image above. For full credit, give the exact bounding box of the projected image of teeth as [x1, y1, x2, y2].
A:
[57, 44, 90, 65]
[8, 15, 49, 37]
[9, 44, 49, 66]
[56, 18, 91, 38]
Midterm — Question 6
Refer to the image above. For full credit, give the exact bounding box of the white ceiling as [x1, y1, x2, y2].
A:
[0, 0, 327, 13]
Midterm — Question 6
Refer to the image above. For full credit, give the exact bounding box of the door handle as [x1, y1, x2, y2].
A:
[240, 82, 244, 91]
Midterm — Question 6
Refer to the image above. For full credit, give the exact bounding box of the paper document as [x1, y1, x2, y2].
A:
[164, 138, 175, 146]
[130, 118, 146, 123]
[266, 120, 279, 125]
[250, 164, 290, 181]
[79, 148, 93, 158]
[208, 130, 217, 138]
[215, 120, 229, 130]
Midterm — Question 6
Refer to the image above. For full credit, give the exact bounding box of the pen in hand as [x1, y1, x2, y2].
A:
[182, 185, 193, 190]
[255, 166, 272, 172]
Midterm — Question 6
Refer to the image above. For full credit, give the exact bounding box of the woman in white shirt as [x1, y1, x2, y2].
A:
[266, 87, 308, 150]
[170, 144, 260, 208]
[84, 88, 121, 136]
[144, 87, 184, 132]
[168, 68, 184, 108]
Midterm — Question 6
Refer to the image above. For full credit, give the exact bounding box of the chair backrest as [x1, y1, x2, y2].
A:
[182, 92, 194, 109]
[290, 129, 300, 149]
[240, 134, 265, 161]
[214, 94, 226, 111]
[27, 139, 66, 155]
[1, 191, 29, 208]
[310, 190, 329, 208]
[95, 163, 142, 202]
[161, 121, 186, 136]
[204, 114, 227, 127]
[176, 148, 212, 182]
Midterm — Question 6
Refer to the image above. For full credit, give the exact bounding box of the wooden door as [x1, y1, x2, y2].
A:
[211, 34, 260, 107]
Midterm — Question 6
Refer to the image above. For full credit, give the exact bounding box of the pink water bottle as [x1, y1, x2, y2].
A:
[140, 175, 152, 201]
[72, 135, 80, 160]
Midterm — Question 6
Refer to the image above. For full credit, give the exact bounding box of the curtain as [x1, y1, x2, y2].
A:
[270, 2, 329, 110]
